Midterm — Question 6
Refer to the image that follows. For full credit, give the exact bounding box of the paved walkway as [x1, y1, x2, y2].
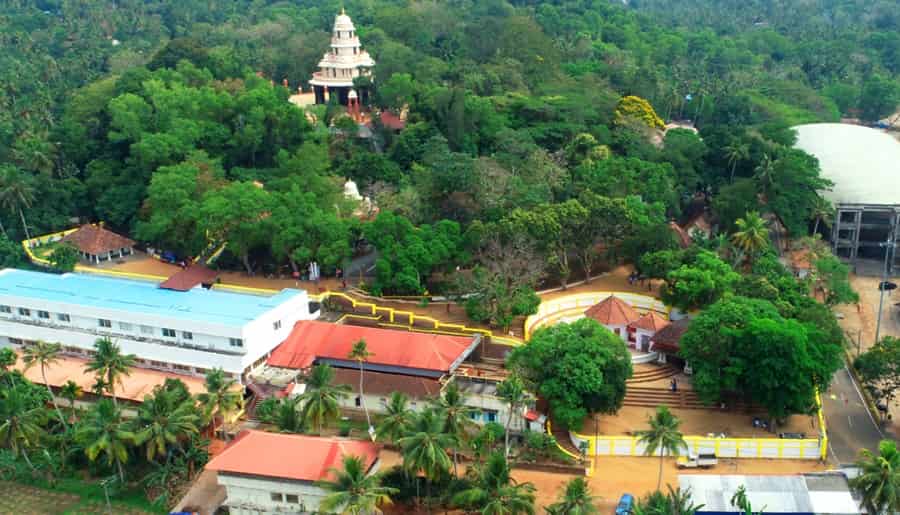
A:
[823, 363, 887, 465]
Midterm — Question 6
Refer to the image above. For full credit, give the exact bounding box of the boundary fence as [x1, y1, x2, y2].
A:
[568, 391, 827, 461]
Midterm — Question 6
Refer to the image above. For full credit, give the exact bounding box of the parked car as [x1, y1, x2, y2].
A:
[676, 452, 718, 469]
[615, 493, 635, 515]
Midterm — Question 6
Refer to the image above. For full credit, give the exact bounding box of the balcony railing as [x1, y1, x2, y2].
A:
[1, 315, 244, 357]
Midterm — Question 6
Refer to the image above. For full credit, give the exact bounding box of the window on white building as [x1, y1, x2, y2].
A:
[484, 410, 498, 423]
[162, 328, 176, 338]
[270, 493, 283, 502]
[286, 494, 299, 504]
[229, 338, 243, 347]
[140, 325, 153, 334]
[273, 320, 281, 331]
[37, 310, 49, 319]
[183, 331, 193, 340]
[355, 396, 361, 407]
[57, 313, 70, 322]
[119, 322, 132, 331]
[98, 319, 111, 328]
[18, 308, 31, 316]
[0, 305, 11, 313]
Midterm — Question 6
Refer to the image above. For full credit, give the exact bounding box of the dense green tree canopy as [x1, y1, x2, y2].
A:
[508, 318, 633, 429]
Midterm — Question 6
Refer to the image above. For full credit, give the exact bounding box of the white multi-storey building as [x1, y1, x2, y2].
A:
[0, 269, 318, 381]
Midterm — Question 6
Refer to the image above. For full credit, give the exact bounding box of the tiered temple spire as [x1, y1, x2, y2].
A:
[309, 9, 375, 105]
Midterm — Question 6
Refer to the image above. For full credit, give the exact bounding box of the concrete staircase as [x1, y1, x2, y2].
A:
[627, 364, 679, 385]
[624, 386, 754, 411]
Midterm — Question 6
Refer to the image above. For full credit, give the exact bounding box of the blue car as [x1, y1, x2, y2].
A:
[615, 493, 635, 515]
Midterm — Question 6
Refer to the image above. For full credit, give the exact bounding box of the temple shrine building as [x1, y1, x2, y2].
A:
[309, 9, 375, 106]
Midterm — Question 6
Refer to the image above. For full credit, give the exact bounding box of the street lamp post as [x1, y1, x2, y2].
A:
[875, 234, 896, 345]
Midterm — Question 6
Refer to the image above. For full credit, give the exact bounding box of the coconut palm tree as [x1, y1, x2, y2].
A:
[273, 396, 305, 433]
[731, 211, 769, 264]
[376, 391, 414, 443]
[300, 364, 350, 435]
[84, 338, 136, 408]
[810, 196, 834, 237]
[348, 338, 374, 439]
[59, 380, 83, 416]
[452, 451, 536, 515]
[0, 386, 47, 470]
[398, 409, 455, 505]
[497, 374, 527, 458]
[545, 477, 600, 514]
[21, 340, 67, 428]
[317, 454, 399, 514]
[196, 368, 243, 441]
[636, 406, 687, 491]
[75, 399, 136, 483]
[634, 485, 703, 515]
[0, 165, 36, 241]
[432, 382, 477, 475]
[752, 153, 776, 196]
[850, 440, 900, 514]
[724, 139, 750, 183]
[132, 386, 200, 462]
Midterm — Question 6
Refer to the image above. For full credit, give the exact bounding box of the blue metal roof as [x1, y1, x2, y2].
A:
[0, 269, 303, 327]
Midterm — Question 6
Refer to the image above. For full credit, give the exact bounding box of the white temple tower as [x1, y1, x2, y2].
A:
[309, 9, 375, 106]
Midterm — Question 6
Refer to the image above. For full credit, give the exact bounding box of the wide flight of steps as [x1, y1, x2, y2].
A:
[624, 386, 754, 411]
[627, 364, 679, 385]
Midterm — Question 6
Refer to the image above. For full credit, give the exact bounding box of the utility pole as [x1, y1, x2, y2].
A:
[875, 233, 895, 345]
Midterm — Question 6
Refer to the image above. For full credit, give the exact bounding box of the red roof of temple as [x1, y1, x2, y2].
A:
[380, 111, 406, 130]
[60, 224, 134, 255]
[584, 296, 640, 326]
[268, 321, 476, 373]
[649, 318, 692, 353]
[206, 430, 378, 482]
[628, 311, 671, 332]
[159, 265, 218, 291]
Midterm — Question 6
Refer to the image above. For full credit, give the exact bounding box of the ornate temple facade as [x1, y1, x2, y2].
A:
[309, 9, 375, 105]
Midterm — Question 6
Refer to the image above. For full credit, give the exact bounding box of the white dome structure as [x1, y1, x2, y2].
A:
[794, 123, 900, 205]
[793, 123, 900, 274]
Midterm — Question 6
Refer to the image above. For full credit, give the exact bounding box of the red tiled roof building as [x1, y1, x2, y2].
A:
[60, 223, 135, 264]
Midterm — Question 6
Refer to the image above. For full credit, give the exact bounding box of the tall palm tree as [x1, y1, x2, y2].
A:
[635, 406, 687, 491]
[545, 477, 599, 515]
[452, 451, 536, 515]
[317, 454, 399, 514]
[348, 339, 374, 439]
[731, 211, 769, 263]
[85, 338, 136, 408]
[397, 409, 455, 505]
[376, 391, 414, 443]
[432, 382, 477, 475]
[724, 140, 750, 183]
[21, 340, 67, 428]
[634, 485, 702, 515]
[810, 196, 834, 236]
[132, 386, 200, 462]
[0, 386, 47, 471]
[59, 380, 83, 422]
[752, 153, 776, 196]
[0, 165, 36, 241]
[75, 399, 136, 483]
[850, 440, 900, 514]
[300, 364, 350, 435]
[196, 368, 243, 441]
[497, 374, 527, 458]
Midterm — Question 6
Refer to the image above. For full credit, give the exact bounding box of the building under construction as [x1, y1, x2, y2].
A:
[794, 123, 900, 276]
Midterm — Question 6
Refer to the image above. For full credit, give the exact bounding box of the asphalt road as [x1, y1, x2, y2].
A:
[823, 363, 887, 465]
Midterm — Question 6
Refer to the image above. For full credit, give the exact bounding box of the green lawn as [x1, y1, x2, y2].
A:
[0, 480, 163, 515]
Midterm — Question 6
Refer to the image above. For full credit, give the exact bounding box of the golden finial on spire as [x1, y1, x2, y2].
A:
[341, 6, 346, 15]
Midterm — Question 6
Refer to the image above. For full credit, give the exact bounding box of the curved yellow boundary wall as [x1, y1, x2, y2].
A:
[523, 291, 669, 340]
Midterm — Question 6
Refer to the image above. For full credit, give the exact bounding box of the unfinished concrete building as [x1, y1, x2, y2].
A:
[794, 123, 900, 276]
